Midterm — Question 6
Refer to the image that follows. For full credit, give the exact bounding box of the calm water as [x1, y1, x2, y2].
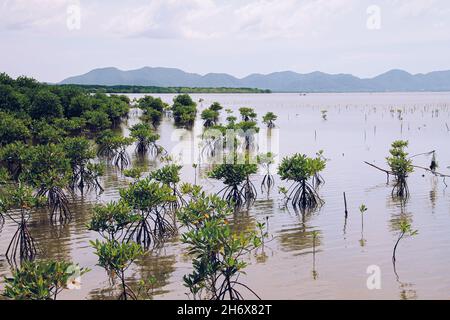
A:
[1, 92, 450, 300]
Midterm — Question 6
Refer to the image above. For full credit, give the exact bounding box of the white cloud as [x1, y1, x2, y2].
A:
[0, 0, 70, 31]
[232, 0, 354, 39]
[103, 0, 225, 39]
[101, 0, 355, 40]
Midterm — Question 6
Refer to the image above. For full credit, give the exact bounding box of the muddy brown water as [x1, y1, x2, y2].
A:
[1, 92, 450, 300]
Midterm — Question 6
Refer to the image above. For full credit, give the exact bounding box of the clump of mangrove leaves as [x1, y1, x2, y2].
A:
[3, 260, 88, 300]
[129, 123, 163, 157]
[278, 153, 326, 211]
[208, 156, 258, 209]
[120, 178, 177, 249]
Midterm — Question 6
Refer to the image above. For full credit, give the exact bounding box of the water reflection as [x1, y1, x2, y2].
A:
[277, 216, 321, 255]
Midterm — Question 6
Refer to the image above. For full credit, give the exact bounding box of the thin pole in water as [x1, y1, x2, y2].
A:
[343, 192, 348, 219]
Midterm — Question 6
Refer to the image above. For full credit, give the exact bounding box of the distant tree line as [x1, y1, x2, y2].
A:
[57, 84, 271, 94]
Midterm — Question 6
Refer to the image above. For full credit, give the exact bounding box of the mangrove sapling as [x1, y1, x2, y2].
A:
[208, 158, 258, 209]
[3, 260, 89, 300]
[150, 164, 186, 208]
[278, 186, 290, 208]
[97, 132, 135, 170]
[239, 107, 257, 122]
[111, 136, 135, 170]
[172, 94, 198, 128]
[0, 142, 28, 181]
[201, 125, 225, 156]
[262, 112, 277, 128]
[235, 121, 259, 152]
[257, 152, 276, 193]
[91, 239, 145, 300]
[62, 137, 99, 193]
[88, 201, 141, 242]
[277, 153, 326, 211]
[129, 123, 162, 157]
[209, 102, 223, 114]
[179, 192, 263, 300]
[201, 109, 220, 128]
[1, 184, 41, 265]
[392, 219, 418, 280]
[21, 144, 73, 223]
[82, 162, 105, 193]
[120, 178, 177, 249]
[387, 140, 414, 199]
[177, 188, 228, 231]
[137, 96, 166, 127]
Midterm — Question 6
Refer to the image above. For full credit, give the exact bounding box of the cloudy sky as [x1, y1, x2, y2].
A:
[1, 0, 450, 83]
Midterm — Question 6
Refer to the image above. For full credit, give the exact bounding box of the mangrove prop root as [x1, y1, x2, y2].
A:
[38, 186, 72, 224]
[261, 174, 274, 193]
[126, 209, 177, 250]
[113, 149, 131, 170]
[392, 176, 410, 199]
[289, 180, 323, 211]
[241, 179, 257, 207]
[6, 220, 37, 266]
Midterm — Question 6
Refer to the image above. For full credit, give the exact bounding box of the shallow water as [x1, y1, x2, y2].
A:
[1, 92, 450, 300]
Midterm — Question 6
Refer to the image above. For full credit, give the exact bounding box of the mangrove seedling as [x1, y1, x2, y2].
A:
[257, 152, 276, 193]
[278, 186, 289, 207]
[91, 239, 145, 300]
[3, 260, 88, 300]
[312, 230, 320, 280]
[392, 219, 418, 264]
[359, 204, 368, 247]
[312, 150, 327, 188]
[262, 112, 277, 128]
[277, 153, 326, 211]
[387, 140, 414, 199]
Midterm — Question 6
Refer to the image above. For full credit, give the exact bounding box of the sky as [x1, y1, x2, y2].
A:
[1, 0, 450, 83]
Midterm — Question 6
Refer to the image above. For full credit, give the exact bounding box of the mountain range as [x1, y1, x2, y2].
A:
[60, 67, 450, 92]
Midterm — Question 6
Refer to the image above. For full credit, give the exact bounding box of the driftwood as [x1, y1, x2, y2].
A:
[412, 165, 450, 187]
[364, 161, 450, 187]
[364, 161, 392, 183]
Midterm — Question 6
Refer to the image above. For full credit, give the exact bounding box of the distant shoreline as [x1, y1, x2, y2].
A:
[54, 84, 450, 95]
[56, 84, 271, 94]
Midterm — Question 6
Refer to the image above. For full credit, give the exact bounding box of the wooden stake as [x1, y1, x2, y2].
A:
[343, 192, 348, 219]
